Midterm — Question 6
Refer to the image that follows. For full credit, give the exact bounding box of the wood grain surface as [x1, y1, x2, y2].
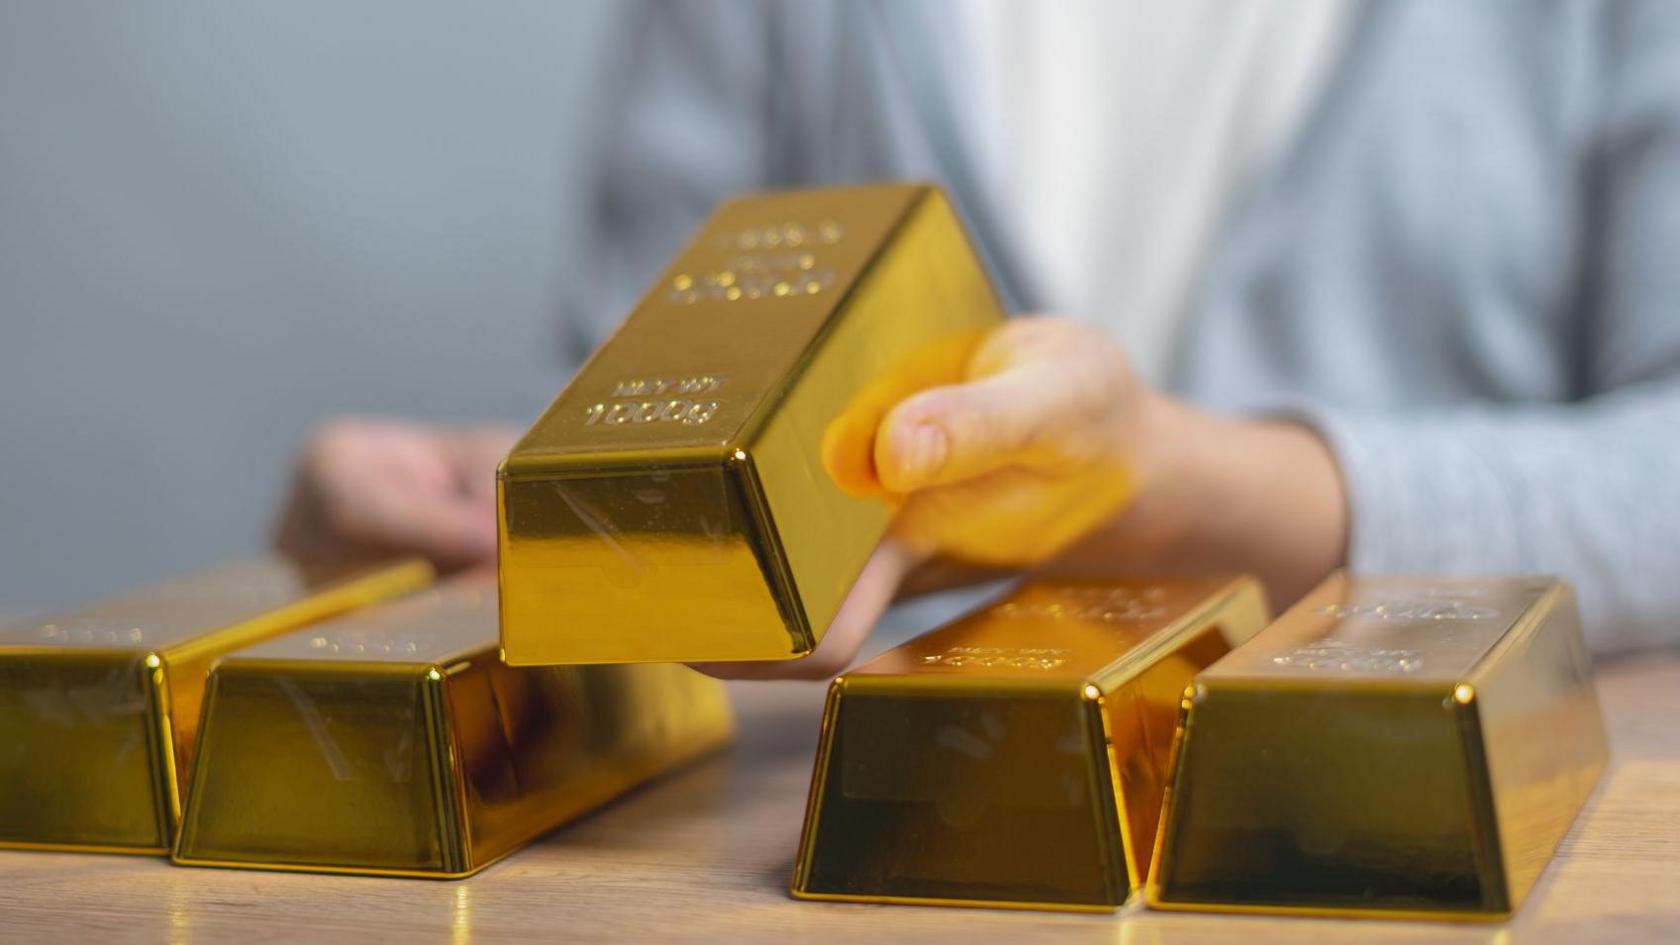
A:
[2, 651, 1676, 944]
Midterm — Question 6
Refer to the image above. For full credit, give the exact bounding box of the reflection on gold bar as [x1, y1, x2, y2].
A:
[791, 577, 1269, 912]
[173, 576, 734, 878]
[499, 183, 1004, 665]
[1147, 573, 1608, 920]
[0, 557, 433, 855]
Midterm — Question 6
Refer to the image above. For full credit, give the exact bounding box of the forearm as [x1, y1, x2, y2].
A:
[1300, 387, 1680, 653]
[1046, 393, 1348, 608]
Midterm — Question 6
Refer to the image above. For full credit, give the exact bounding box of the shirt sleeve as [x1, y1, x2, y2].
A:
[1303, 1, 1680, 654]
[563, 0, 781, 360]
[1301, 383, 1680, 654]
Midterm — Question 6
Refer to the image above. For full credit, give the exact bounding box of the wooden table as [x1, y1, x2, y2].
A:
[4, 650, 1677, 943]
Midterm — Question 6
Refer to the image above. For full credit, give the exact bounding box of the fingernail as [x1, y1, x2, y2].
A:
[898, 423, 947, 484]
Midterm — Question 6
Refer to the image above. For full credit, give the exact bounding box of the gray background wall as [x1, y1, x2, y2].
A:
[0, 2, 622, 610]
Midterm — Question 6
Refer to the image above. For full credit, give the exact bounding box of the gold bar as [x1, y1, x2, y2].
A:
[0, 557, 433, 854]
[498, 183, 1004, 665]
[791, 576, 1270, 911]
[1147, 573, 1608, 920]
[172, 575, 734, 878]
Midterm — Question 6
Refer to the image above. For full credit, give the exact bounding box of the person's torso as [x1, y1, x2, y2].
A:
[762, 0, 1605, 411]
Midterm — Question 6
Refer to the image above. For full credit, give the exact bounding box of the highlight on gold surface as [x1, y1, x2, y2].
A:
[0, 557, 433, 855]
[172, 575, 734, 878]
[498, 183, 1006, 666]
[791, 576, 1271, 912]
[1147, 573, 1609, 920]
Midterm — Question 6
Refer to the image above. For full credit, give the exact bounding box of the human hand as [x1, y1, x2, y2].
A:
[273, 417, 520, 573]
[698, 315, 1348, 679]
[699, 316, 1150, 680]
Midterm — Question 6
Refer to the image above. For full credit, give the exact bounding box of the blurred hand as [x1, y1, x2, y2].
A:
[273, 418, 519, 573]
[700, 315, 1348, 680]
[837, 317, 1149, 565]
[698, 317, 1144, 679]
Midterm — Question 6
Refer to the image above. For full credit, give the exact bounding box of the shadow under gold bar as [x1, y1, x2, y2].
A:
[791, 576, 1270, 912]
[0, 557, 433, 855]
[1147, 573, 1608, 921]
[173, 575, 734, 878]
[499, 183, 1004, 666]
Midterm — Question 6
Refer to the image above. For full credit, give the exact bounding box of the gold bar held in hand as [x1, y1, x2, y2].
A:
[0, 557, 433, 854]
[498, 183, 1005, 665]
[791, 576, 1270, 911]
[173, 576, 734, 878]
[1147, 573, 1608, 920]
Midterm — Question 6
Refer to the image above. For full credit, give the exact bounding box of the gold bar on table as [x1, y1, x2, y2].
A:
[791, 576, 1270, 912]
[498, 183, 1005, 665]
[1147, 573, 1608, 920]
[0, 557, 433, 855]
[172, 576, 734, 878]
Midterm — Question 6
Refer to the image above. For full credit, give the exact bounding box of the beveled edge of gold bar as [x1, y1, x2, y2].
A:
[1097, 576, 1270, 901]
[790, 576, 1270, 911]
[1088, 576, 1268, 694]
[1143, 573, 1604, 922]
[1452, 578, 1607, 916]
[787, 887, 1122, 915]
[1138, 896, 1512, 924]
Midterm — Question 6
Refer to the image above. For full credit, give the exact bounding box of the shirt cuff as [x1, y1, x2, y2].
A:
[1252, 401, 1531, 576]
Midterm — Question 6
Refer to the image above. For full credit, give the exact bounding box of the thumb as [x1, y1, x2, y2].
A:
[819, 330, 990, 498]
[874, 365, 1060, 493]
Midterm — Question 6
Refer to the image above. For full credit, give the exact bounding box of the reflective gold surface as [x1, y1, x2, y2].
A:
[792, 576, 1270, 911]
[173, 575, 734, 878]
[1147, 573, 1609, 920]
[0, 557, 433, 855]
[4, 654, 1679, 942]
[499, 183, 1005, 665]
